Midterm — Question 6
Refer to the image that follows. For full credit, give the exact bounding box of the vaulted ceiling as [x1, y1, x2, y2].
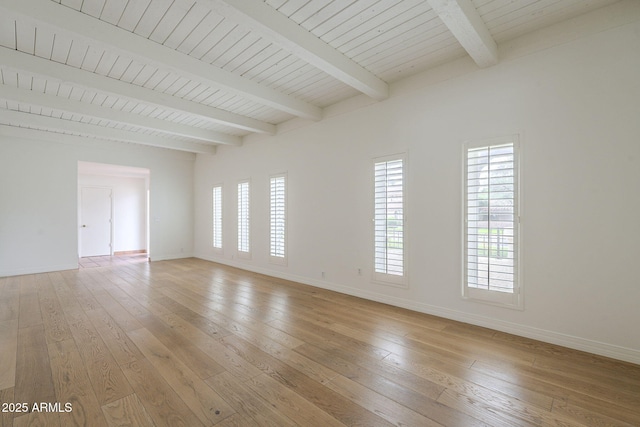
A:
[0, 0, 619, 154]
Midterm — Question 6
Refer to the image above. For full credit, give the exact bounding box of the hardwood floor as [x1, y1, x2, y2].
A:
[1, 258, 639, 426]
[78, 254, 148, 269]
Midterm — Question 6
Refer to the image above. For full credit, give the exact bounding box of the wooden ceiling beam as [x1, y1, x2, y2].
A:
[205, 0, 389, 100]
[0, 47, 275, 135]
[0, 84, 240, 146]
[0, 0, 322, 120]
[427, 0, 498, 68]
[0, 109, 217, 154]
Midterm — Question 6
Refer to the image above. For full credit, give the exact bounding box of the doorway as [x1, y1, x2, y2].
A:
[78, 161, 150, 261]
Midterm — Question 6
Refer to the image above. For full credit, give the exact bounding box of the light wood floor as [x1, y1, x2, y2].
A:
[1, 258, 639, 427]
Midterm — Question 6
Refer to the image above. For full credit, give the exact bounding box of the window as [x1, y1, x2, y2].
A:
[270, 174, 287, 264]
[464, 136, 521, 307]
[212, 185, 222, 250]
[237, 180, 250, 257]
[373, 155, 405, 285]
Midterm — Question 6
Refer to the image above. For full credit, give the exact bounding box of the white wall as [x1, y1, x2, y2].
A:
[0, 133, 195, 276]
[78, 174, 147, 254]
[194, 8, 640, 363]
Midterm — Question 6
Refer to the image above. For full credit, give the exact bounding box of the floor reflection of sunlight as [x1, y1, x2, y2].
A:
[467, 359, 526, 401]
[369, 323, 407, 361]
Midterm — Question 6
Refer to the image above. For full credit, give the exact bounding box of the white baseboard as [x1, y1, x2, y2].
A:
[0, 262, 79, 277]
[195, 254, 640, 365]
[150, 253, 193, 262]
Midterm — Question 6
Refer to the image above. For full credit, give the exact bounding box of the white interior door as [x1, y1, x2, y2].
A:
[80, 187, 112, 257]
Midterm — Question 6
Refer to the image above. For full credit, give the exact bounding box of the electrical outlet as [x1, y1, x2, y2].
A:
[321, 271, 325, 278]
[358, 268, 362, 276]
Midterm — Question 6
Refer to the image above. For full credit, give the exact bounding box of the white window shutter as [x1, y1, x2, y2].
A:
[270, 174, 286, 262]
[237, 181, 250, 255]
[212, 185, 222, 249]
[374, 157, 405, 283]
[464, 137, 521, 307]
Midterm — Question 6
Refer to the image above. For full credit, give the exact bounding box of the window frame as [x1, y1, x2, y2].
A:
[237, 179, 251, 259]
[212, 184, 223, 251]
[269, 173, 287, 265]
[463, 135, 522, 309]
[372, 153, 407, 287]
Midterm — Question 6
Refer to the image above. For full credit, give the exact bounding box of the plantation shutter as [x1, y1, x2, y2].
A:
[374, 158, 404, 277]
[212, 186, 222, 249]
[465, 142, 517, 294]
[270, 175, 286, 259]
[237, 181, 250, 253]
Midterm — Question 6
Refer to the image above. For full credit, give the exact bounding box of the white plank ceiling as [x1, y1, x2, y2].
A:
[0, 0, 620, 153]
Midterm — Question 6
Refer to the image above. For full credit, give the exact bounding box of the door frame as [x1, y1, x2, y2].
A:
[77, 161, 151, 262]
